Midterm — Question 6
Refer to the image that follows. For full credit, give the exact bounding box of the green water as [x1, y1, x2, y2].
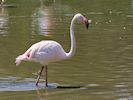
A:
[0, 0, 133, 100]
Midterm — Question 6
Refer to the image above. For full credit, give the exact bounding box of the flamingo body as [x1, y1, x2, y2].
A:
[16, 40, 67, 66]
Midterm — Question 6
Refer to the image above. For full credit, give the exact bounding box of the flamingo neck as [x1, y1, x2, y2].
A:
[66, 17, 76, 58]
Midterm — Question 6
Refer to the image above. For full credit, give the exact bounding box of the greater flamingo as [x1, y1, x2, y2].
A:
[15, 13, 91, 87]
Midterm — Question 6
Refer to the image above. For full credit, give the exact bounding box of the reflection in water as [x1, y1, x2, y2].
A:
[0, 7, 8, 36]
[0, 0, 5, 5]
[35, 86, 85, 100]
[0, 77, 58, 91]
[36, 89, 48, 100]
[32, 0, 55, 36]
[35, 84, 101, 100]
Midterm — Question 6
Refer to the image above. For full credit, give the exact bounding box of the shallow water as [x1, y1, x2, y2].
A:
[0, 0, 133, 100]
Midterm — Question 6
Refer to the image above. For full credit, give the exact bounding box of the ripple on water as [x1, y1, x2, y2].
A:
[0, 81, 58, 91]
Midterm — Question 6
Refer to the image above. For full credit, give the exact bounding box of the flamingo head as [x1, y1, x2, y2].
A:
[74, 13, 92, 29]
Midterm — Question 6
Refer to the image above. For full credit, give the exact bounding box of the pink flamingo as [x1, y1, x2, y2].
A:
[15, 13, 91, 87]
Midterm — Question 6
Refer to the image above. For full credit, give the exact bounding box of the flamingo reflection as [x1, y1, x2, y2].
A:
[32, 0, 55, 36]
[0, 0, 4, 6]
[0, 6, 8, 36]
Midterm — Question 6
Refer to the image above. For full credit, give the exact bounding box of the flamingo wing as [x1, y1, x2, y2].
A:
[15, 40, 66, 66]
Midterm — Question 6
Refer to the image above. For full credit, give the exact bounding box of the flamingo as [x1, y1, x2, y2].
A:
[15, 13, 91, 87]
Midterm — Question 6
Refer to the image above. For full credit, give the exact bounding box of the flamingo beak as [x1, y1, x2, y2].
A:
[86, 21, 89, 29]
[83, 17, 92, 29]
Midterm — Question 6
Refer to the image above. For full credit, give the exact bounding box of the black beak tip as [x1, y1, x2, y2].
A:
[86, 20, 91, 29]
[86, 23, 89, 29]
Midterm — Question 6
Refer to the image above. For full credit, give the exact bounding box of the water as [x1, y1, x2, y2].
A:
[0, 0, 133, 100]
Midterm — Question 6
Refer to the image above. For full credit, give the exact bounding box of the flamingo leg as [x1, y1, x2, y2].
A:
[36, 66, 44, 86]
[45, 65, 48, 87]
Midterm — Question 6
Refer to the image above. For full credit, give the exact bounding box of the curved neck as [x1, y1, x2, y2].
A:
[66, 18, 76, 58]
